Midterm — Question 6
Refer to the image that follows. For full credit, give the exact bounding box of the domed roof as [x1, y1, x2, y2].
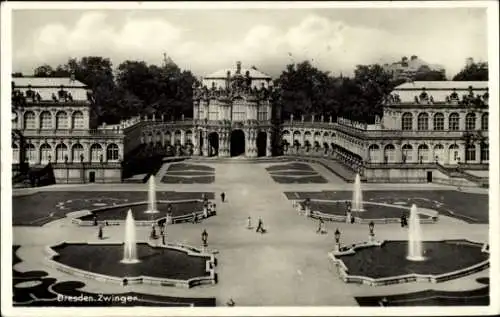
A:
[204, 62, 271, 79]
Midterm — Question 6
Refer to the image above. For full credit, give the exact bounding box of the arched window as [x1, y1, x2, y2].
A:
[401, 112, 413, 130]
[23, 111, 36, 129]
[384, 144, 395, 163]
[258, 104, 268, 121]
[304, 131, 312, 143]
[481, 113, 488, 131]
[433, 113, 444, 131]
[156, 132, 162, 144]
[402, 144, 413, 162]
[55, 143, 68, 163]
[185, 130, 193, 144]
[433, 144, 445, 163]
[164, 132, 172, 145]
[40, 111, 52, 130]
[72, 144, 84, 162]
[417, 113, 429, 130]
[232, 99, 246, 121]
[466, 144, 476, 162]
[368, 144, 380, 163]
[448, 113, 460, 131]
[106, 144, 119, 161]
[147, 133, 153, 144]
[40, 143, 52, 164]
[323, 132, 329, 143]
[465, 113, 476, 130]
[293, 131, 301, 142]
[174, 130, 182, 144]
[314, 132, 321, 142]
[417, 144, 429, 162]
[56, 111, 68, 129]
[12, 143, 19, 164]
[282, 130, 291, 144]
[90, 144, 103, 162]
[208, 103, 218, 121]
[72, 111, 84, 129]
[25, 143, 36, 164]
[481, 142, 489, 161]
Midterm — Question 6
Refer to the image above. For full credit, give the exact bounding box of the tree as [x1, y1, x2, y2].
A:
[275, 61, 334, 119]
[34, 64, 54, 77]
[453, 61, 488, 81]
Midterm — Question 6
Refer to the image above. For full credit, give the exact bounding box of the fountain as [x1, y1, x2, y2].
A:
[407, 204, 425, 261]
[145, 175, 159, 214]
[121, 209, 140, 264]
[351, 173, 365, 212]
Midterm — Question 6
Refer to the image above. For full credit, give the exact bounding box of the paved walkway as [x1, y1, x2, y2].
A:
[12, 160, 490, 306]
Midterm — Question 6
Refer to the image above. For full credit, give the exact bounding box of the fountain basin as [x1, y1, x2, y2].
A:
[46, 242, 217, 288]
[297, 199, 438, 224]
[328, 240, 489, 286]
[72, 200, 215, 226]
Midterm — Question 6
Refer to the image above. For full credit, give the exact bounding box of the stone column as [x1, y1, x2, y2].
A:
[203, 130, 209, 157]
[180, 131, 185, 145]
[193, 129, 200, 156]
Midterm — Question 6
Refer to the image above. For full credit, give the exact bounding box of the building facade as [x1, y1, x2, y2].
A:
[11, 77, 125, 184]
[11, 67, 489, 187]
[383, 55, 446, 81]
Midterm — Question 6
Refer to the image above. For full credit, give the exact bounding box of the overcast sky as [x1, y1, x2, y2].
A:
[11, 7, 488, 78]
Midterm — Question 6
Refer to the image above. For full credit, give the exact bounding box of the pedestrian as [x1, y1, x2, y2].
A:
[192, 212, 198, 224]
[247, 216, 252, 229]
[150, 223, 157, 239]
[316, 219, 324, 234]
[93, 215, 98, 226]
[98, 223, 104, 239]
[401, 213, 407, 228]
[256, 217, 265, 233]
[221, 192, 226, 203]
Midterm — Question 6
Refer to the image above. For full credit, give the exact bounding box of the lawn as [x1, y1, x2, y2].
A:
[13, 191, 214, 226]
[284, 190, 488, 224]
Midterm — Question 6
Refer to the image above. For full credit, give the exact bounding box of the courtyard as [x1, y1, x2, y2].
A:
[12, 159, 490, 307]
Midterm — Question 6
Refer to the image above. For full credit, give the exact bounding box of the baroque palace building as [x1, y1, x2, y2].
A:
[11, 77, 124, 184]
[11, 62, 489, 187]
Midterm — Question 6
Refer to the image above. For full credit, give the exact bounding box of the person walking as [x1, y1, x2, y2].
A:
[192, 212, 198, 224]
[221, 192, 226, 203]
[316, 219, 324, 234]
[247, 216, 252, 229]
[98, 223, 104, 239]
[256, 217, 265, 233]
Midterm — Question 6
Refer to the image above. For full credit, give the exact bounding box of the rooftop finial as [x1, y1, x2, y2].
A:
[236, 61, 242, 74]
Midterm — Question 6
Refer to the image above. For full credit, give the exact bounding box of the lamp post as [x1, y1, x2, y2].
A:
[201, 229, 208, 253]
[369, 221, 375, 243]
[334, 228, 341, 252]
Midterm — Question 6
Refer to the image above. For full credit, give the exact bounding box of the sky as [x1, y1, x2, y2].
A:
[11, 6, 488, 78]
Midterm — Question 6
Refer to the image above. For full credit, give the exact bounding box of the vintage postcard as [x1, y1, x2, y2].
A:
[1, 1, 498, 316]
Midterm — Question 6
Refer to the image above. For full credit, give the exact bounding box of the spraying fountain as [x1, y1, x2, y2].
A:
[351, 174, 365, 212]
[406, 204, 425, 261]
[121, 209, 140, 264]
[145, 175, 159, 214]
